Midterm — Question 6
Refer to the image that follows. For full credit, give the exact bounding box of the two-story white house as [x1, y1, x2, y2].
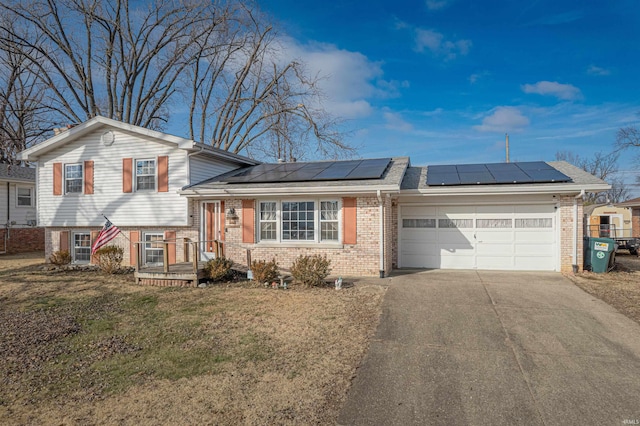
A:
[0, 163, 43, 254]
[17, 116, 257, 265]
[19, 116, 609, 277]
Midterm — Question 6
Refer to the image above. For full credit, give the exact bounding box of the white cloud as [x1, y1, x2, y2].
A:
[473, 106, 530, 133]
[426, 0, 453, 10]
[414, 29, 471, 60]
[587, 65, 611, 76]
[278, 39, 401, 119]
[521, 81, 583, 101]
[383, 111, 413, 132]
[469, 71, 490, 84]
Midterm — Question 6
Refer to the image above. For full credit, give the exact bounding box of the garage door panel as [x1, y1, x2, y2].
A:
[477, 243, 514, 256]
[476, 230, 513, 242]
[514, 231, 554, 244]
[400, 203, 558, 271]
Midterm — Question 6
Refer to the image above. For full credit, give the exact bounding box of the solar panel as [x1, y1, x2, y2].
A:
[525, 169, 572, 182]
[457, 164, 488, 173]
[516, 161, 554, 171]
[221, 158, 391, 184]
[425, 161, 572, 186]
[427, 172, 460, 185]
[346, 158, 391, 179]
[491, 170, 533, 184]
[458, 171, 495, 185]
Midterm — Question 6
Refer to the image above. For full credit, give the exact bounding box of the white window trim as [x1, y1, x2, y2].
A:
[135, 158, 157, 192]
[72, 231, 91, 264]
[16, 186, 34, 208]
[256, 199, 342, 245]
[64, 163, 84, 195]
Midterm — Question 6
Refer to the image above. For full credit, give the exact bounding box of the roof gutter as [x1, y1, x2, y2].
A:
[179, 184, 400, 197]
[406, 184, 610, 197]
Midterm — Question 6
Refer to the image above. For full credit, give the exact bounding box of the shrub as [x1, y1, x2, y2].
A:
[251, 258, 279, 284]
[204, 257, 234, 282]
[94, 245, 124, 274]
[49, 250, 71, 266]
[291, 254, 332, 287]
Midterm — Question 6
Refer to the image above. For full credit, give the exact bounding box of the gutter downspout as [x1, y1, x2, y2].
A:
[377, 190, 384, 278]
[573, 190, 585, 273]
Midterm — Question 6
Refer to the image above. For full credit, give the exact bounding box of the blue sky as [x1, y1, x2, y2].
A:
[258, 0, 640, 196]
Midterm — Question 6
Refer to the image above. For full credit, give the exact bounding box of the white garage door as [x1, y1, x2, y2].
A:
[400, 204, 558, 271]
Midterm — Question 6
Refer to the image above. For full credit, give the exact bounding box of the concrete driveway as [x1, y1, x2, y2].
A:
[338, 270, 640, 425]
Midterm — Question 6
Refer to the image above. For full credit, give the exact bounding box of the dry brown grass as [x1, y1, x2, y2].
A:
[567, 252, 640, 324]
[0, 252, 386, 425]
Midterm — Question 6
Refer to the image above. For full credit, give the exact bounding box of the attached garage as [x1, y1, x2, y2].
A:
[399, 203, 558, 271]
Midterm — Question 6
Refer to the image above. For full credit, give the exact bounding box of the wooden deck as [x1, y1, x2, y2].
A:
[134, 262, 207, 287]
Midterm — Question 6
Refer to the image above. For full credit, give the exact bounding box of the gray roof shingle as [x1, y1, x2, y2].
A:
[0, 164, 35, 182]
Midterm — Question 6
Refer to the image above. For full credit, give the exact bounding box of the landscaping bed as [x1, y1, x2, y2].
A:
[0, 252, 386, 425]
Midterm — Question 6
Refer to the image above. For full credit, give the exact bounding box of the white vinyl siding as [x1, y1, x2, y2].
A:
[399, 204, 558, 271]
[189, 156, 239, 185]
[37, 129, 190, 227]
[0, 182, 37, 227]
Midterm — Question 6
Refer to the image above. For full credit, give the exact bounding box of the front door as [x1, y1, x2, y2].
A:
[202, 201, 225, 260]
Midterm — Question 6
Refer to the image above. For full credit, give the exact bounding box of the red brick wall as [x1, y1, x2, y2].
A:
[0, 228, 45, 254]
[632, 208, 640, 238]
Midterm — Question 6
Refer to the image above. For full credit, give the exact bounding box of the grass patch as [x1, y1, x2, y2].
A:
[0, 254, 386, 425]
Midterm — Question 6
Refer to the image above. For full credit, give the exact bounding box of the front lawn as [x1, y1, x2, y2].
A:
[0, 253, 385, 425]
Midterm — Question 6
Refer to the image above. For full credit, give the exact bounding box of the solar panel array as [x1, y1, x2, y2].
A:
[223, 158, 391, 184]
[426, 161, 572, 186]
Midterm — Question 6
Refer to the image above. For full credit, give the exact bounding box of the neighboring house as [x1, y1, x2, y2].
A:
[19, 116, 609, 275]
[584, 203, 634, 239]
[0, 163, 44, 254]
[615, 197, 640, 237]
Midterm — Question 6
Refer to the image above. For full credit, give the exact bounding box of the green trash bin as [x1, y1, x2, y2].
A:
[584, 237, 617, 273]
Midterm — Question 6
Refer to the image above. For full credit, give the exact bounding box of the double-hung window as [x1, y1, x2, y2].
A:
[65, 164, 83, 194]
[136, 159, 156, 191]
[17, 187, 33, 207]
[320, 201, 339, 241]
[73, 232, 91, 263]
[258, 200, 340, 243]
[143, 232, 164, 265]
[259, 202, 277, 240]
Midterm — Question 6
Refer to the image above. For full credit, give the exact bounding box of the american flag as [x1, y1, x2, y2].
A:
[91, 219, 121, 254]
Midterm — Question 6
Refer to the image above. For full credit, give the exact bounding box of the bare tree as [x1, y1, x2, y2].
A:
[0, 20, 55, 164]
[556, 150, 629, 204]
[0, 0, 351, 163]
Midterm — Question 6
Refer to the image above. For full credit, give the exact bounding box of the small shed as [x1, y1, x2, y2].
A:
[585, 203, 633, 238]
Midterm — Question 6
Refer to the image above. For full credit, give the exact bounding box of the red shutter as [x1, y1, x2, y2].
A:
[59, 230, 69, 252]
[90, 230, 99, 263]
[53, 163, 62, 195]
[342, 197, 357, 245]
[84, 160, 94, 195]
[242, 199, 255, 244]
[130, 230, 140, 266]
[123, 158, 133, 193]
[220, 201, 225, 241]
[158, 156, 168, 192]
[164, 230, 176, 264]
